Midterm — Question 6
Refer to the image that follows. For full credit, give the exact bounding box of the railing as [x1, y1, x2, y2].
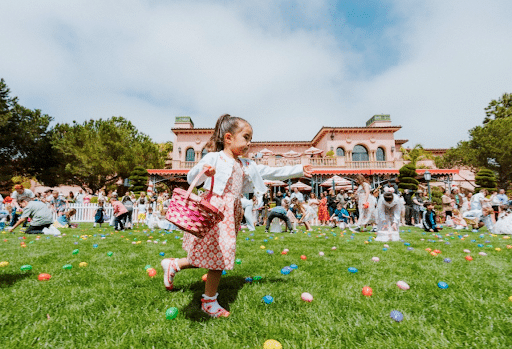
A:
[172, 159, 395, 169]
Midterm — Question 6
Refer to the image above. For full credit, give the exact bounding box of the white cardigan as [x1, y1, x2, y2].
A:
[187, 151, 304, 196]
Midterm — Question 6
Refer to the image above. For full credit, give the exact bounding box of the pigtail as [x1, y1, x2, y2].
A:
[206, 113, 250, 152]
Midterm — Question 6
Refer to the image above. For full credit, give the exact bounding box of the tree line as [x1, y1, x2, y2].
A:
[0, 78, 170, 193]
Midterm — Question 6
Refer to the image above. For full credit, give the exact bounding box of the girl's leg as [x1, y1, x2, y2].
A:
[201, 269, 229, 318]
[161, 257, 196, 290]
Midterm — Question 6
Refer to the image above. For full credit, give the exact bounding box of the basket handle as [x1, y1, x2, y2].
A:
[185, 167, 214, 201]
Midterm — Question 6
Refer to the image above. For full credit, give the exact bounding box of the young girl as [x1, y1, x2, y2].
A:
[94, 200, 105, 228]
[161, 114, 311, 318]
[317, 192, 330, 225]
[352, 174, 376, 232]
[136, 192, 148, 228]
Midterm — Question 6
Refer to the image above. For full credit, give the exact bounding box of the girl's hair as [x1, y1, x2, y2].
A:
[356, 174, 367, 183]
[206, 114, 249, 152]
[66, 208, 76, 219]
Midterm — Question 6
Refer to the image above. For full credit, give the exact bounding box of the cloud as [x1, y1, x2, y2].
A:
[1, 0, 511, 148]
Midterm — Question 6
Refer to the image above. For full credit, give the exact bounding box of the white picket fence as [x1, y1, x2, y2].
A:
[54, 203, 158, 223]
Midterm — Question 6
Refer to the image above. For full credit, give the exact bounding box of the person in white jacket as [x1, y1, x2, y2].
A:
[161, 114, 312, 318]
[375, 188, 402, 242]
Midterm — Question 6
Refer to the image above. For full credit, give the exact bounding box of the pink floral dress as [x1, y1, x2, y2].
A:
[182, 160, 244, 270]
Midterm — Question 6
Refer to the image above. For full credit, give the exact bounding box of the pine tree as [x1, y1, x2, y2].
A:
[475, 168, 497, 193]
[129, 166, 149, 193]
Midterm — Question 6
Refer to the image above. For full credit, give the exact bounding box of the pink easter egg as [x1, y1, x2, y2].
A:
[331, 246, 337, 250]
[319, 252, 324, 256]
[396, 281, 410, 290]
[463, 249, 470, 253]
[301, 292, 313, 302]
[371, 257, 380, 262]
[383, 244, 389, 248]
[479, 252, 487, 256]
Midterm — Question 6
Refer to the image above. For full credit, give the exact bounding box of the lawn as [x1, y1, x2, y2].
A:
[1, 224, 511, 349]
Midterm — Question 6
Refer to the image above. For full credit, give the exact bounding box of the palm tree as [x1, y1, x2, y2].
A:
[400, 144, 433, 167]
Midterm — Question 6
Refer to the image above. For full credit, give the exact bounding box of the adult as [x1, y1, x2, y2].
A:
[265, 201, 295, 233]
[375, 190, 402, 242]
[75, 189, 85, 204]
[111, 194, 129, 231]
[274, 191, 283, 207]
[336, 189, 345, 208]
[10, 184, 35, 227]
[317, 192, 330, 226]
[352, 174, 376, 232]
[403, 189, 414, 226]
[7, 198, 53, 234]
[290, 187, 304, 203]
[307, 192, 320, 226]
[327, 189, 337, 216]
[412, 190, 424, 226]
[241, 196, 255, 231]
[121, 192, 134, 229]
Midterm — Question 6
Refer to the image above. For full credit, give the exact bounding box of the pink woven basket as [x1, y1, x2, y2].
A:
[166, 168, 224, 238]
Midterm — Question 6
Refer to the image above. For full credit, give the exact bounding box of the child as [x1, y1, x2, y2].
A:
[422, 201, 441, 232]
[136, 192, 148, 228]
[330, 202, 350, 229]
[161, 114, 311, 318]
[94, 200, 105, 228]
[54, 208, 77, 228]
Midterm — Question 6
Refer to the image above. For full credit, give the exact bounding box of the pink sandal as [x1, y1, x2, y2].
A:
[201, 294, 230, 318]
[161, 258, 179, 290]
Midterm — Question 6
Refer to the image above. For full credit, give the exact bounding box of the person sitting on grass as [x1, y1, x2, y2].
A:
[6, 197, 53, 234]
[330, 202, 350, 229]
[422, 201, 442, 232]
[54, 208, 77, 228]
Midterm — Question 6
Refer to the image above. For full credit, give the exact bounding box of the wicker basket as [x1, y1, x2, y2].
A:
[166, 168, 224, 238]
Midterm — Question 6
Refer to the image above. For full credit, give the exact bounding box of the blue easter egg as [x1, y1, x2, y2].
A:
[438, 281, 449, 289]
[290, 264, 298, 270]
[348, 267, 358, 273]
[93, 244, 98, 248]
[159, 252, 165, 256]
[478, 244, 484, 247]
[443, 258, 451, 263]
[267, 250, 274, 255]
[281, 266, 292, 275]
[471, 239, 476, 242]
[245, 237, 249, 240]
[383, 248, 388, 251]
[407, 247, 413, 251]
[245, 277, 253, 283]
[263, 239, 268, 243]
[262, 295, 274, 304]
[222, 270, 227, 275]
[390, 310, 404, 322]
[404, 243, 410, 246]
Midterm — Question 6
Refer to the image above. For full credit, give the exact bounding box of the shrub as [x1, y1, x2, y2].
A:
[398, 164, 419, 192]
[475, 168, 497, 193]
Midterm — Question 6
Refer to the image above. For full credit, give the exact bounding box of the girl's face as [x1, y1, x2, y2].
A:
[225, 122, 253, 157]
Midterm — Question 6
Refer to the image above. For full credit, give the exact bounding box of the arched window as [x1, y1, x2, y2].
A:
[336, 147, 345, 157]
[185, 148, 195, 162]
[376, 147, 386, 161]
[201, 148, 208, 159]
[352, 145, 369, 161]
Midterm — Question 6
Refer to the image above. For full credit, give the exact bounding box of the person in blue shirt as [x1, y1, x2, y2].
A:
[265, 202, 295, 233]
[422, 201, 441, 232]
[330, 203, 350, 229]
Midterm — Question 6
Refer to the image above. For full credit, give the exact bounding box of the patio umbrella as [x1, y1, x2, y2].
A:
[289, 181, 312, 191]
[320, 176, 352, 187]
[264, 180, 287, 187]
[304, 146, 323, 155]
[259, 148, 274, 155]
[283, 150, 301, 158]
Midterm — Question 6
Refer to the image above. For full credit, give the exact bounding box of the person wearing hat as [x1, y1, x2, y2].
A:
[10, 184, 35, 227]
[6, 197, 53, 234]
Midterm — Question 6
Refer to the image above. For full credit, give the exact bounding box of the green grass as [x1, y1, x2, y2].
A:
[1, 224, 512, 348]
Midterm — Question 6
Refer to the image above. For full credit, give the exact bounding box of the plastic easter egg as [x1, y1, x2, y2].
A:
[425, 248, 432, 252]
[235, 258, 242, 264]
[0, 261, 9, 267]
[290, 264, 298, 270]
[260, 245, 266, 249]
[107, 252, 113, 257]
[507, 245, 512, 249]
[383, 244, 389, 248]
[495, 248, 501, 252]
[301, 292, 313, 302]
[407, 247, 414, 251]
[396, 281, 410, 290]
[144, 265, 152, 270]
[437, 281, 449, 289]
[244, 277, 253, 283]
[38, 273, 51, 281]
[262, 295, 274, 304]
[319, 251, 325, 256]
[509, 296, 512, 302]
[382, 248, 388, 251]
[348, 267, 358, 273]
[147, 268, 157, 277]
[253, 276, 263, 282]
[364, 241, 369, 245]
[267, 250, 274, 255]
[465, 255, 473, 261]
[331, 246, 337, 250]
[390, 310, 403, 322]
[362, 286, 372, 296]
[371, 257, 380, 262]
[443, 258, 452, 263]
[62, 264, 73, 270]
[72, 249, 79, 255]
[433, 249, 441, 254]
[93, 244, 98, 248]
[281, 267, 292, 275]
[283, 249, 289, 253]
[159, 252, 165, 256]
[479, 252, 487, 256]
[79, 262, 88, 267]
[463, 249, 470, 253]
[281, 250, 288, 255]
[201, 274, 208, 282]
[263, 339, 283, 349]
[222, 270, 227, 275]
[300, 255, 307, 260]
[165, 307, 179, 320]
[404, 243, 410, 246]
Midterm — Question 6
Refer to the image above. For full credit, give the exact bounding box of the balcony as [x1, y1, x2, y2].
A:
[172, 157, 396, 169]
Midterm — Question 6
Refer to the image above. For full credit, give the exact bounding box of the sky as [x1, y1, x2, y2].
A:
[1, 0, 511, 148]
